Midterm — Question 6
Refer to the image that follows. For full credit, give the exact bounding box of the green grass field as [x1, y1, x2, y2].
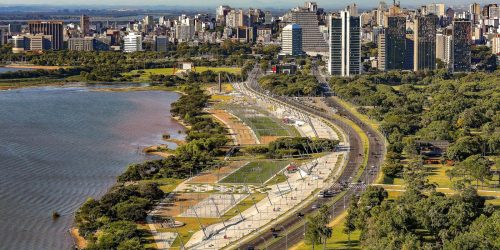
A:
[221, 103, 301, 139]
[123, 67, 241, 80]
[247, 116, 291, 137]
[220, 160, 290, 184]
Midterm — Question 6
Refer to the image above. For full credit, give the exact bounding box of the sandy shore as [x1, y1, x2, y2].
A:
[70, 228, 87, 249]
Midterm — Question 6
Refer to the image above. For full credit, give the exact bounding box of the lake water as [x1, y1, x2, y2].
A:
[0, 87, 185, 250]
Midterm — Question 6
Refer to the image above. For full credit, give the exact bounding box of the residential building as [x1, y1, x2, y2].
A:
[492, 35, 500, 54]
[226, 9, 245, 28]
[414, 14, 438, 71]
[436, 32, 452, 66]
[281, 23, 303, 56]
[425, 3, 445, 17]
[328, 11, 361, 76]
[216, 5, 232, 25]
[28, 21, 64, 50]
[123, 33, 142, 52]
[470, 3, 481, 24]
[452, 20, 472, 72]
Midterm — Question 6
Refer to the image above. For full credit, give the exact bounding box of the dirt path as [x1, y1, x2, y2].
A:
[209, 109, 259, 145]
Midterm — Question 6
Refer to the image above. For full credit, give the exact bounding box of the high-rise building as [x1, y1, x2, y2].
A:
[492, 35, 500, 55]
[452, 20, 472, 72]
[68, 37, 95, 51]
[123, 33, 142, 52]
[80, 15, 90, 36]
[414, 14, 438, 71]
[153, 36, 168, 52]
[281, 23, 303, 56]
[470, 3, 481, 24]
[436, 31, 452, 67]
[425, 3, 445, 17]
[482, 4, 498, 18]
[404, 34, 414, 70]
[328, 11, 361, 76]
[264, 11, 273, 25]
[378, 16, 406, 71]
[216, 5, 232, 25]
[226, 9, 245, 28]
[290, 8, 328, 54]
[28, 21, 64, 50]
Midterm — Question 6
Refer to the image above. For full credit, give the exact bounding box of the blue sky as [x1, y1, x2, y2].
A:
[0, 0, 480, 9]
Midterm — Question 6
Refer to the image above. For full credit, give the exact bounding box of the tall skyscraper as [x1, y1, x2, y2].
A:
[414, 15, 438, 71]
[378, 15, 406, 71]
[80, 15, 90, 36]
[123, 33, 142, 53]
[328, 11, 361, 77]
[452, 20, 472, 72]
[28, 21, 64, 50]
[281, 23, 303, 56]
[290, 8, 328, 54]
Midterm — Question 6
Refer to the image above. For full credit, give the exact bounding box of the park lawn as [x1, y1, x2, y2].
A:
[266, 173, 288, 186]
[221, 193, 267, 220]
[124, 67, 241, 79]
[247, 116, 290, 137]
[220, 160, 290, 184]
[292, 212, 361, 250]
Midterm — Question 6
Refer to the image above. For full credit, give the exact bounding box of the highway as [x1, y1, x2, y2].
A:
[236, 66, 386, 250]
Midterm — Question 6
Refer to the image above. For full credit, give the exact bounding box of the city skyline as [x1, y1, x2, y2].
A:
[0, 0, 492, 9]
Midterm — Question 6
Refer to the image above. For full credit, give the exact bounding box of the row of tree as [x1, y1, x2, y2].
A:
[258, 73, 321, 96]
[244, 137, 339, 158]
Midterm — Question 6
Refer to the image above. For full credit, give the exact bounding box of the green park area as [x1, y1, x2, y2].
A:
[220, 160, 290, 184]
[123, 66, 241, 81]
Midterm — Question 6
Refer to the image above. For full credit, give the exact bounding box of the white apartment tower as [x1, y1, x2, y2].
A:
[123, 33, 142, 52]
[281, 23, 303, 56]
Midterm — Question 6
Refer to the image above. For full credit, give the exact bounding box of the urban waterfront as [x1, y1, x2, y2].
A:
[0, 87, 184, 250]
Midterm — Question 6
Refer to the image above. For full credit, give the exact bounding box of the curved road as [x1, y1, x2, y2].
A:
[236, 67, 385, 250]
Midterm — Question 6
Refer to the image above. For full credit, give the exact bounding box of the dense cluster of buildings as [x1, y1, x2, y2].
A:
[0, 1, 499, 76]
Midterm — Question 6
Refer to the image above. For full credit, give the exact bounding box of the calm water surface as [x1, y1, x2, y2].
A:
[0, 87, 184, 250]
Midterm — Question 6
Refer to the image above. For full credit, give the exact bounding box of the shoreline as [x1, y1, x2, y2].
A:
[66, 88, 188, 249]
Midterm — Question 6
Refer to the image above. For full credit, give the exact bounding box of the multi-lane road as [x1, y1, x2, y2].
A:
[236, 66, 386, 250]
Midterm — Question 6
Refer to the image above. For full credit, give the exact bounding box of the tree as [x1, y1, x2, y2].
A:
[454, 154, 492, 187]
[117, 238, 144, 250]
[447, 136, 482, 161]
